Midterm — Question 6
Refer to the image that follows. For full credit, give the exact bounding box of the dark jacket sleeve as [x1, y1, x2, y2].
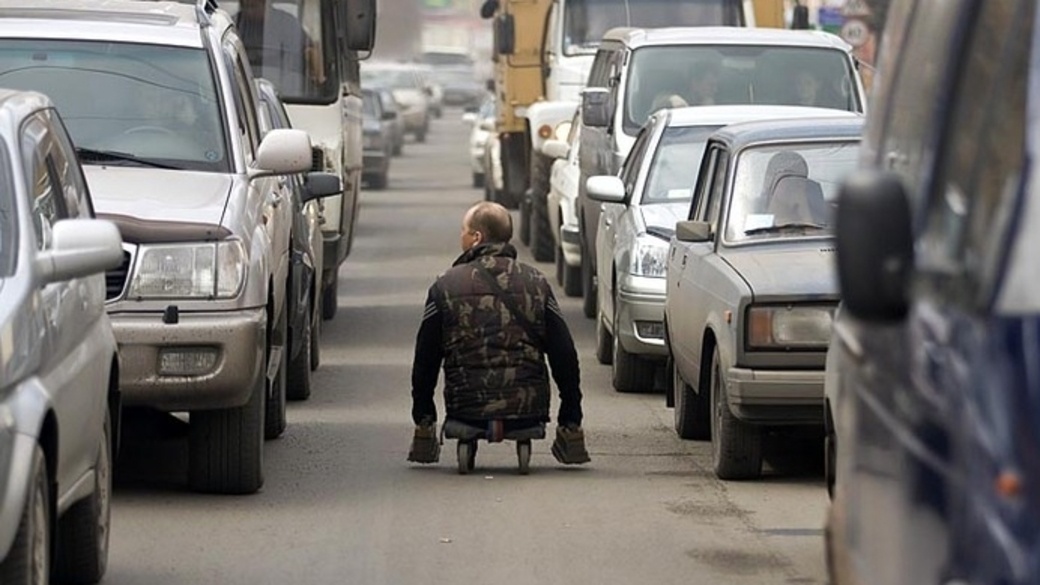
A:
[411, 286, 443, 424]
[543, 290, 583, 426]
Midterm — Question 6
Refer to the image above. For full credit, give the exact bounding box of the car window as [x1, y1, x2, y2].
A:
[42, 109, 93, 219]
[724, 140, 860, 243]
[641, 125, 720, 205]
[226, 42, 262, 158]
[619, 125, 653, 195]
[690, 144, 722, 221]
[587, 48, 614, 88]
[22, 116, 71, 250]
[917, 0, 1032, 305]
[624, 45, 859, 134]
[362, 91, 380, 118]
[0, 39, 228, 172]
[703, 149, 729, 226]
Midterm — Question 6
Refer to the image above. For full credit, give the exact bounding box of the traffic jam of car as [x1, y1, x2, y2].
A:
[2, 0, 1036, 584]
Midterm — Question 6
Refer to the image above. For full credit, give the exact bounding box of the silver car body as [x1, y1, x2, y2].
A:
[362, 62, 430, 139]
[664, 116, 862, 477]
[0, 89, 123, 578]
[547, 110, 583, 270]
[597, 106, 856, 373]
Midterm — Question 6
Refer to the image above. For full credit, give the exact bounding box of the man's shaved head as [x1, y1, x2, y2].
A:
[464, 201, 513, 244]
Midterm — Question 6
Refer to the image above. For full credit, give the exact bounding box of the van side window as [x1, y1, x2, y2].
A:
[919, 0, 1032, 302]
[877, 0, 966, 202]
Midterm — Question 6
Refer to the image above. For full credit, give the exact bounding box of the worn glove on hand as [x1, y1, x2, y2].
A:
[551, 424, 590, 465]
[407, 421, 440, 464]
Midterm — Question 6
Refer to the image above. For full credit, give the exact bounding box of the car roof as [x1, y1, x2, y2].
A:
[601, 26, 851, 52]
[710, 115, 865, 149]
[661, 105, 859, 129]
[0, 0, 222, 48]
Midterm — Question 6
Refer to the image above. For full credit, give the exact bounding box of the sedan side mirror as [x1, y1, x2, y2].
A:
[541, 139, 569, 160]
[585, 175, 625, 203]
[835, 171, 913, 322]
[675, 220, 712, 243]
[581, 88, 611, 128]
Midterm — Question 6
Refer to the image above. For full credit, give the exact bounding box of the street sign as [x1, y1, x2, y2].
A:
[841, 17, 870, 48]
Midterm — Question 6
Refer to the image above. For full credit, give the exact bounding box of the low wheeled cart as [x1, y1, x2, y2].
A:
[442, 419, 546, 475]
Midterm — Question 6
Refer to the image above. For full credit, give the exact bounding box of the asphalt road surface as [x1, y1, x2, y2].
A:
[108, 111, 829, 585]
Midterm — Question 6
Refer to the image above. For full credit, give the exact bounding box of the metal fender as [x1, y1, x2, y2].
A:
[526, 100, 578, 154]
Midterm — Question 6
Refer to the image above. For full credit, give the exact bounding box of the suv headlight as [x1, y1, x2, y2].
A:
[127, 240, 246, 299]
[629, 235, 668, 278]
[746, 304, 835, 350]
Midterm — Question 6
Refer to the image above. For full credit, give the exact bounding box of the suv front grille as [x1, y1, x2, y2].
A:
[106, 249, 132, 301]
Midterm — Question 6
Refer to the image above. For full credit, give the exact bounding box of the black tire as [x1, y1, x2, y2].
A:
[264, 305, 288, 440]
[472, 172, 485, 189]
[416, 124, 427, 143]
[595, 312, 612, 366]
[580, 241, 596, 319]
[55, 409, 111, 584]
[189, 368, 265, 494]
[709, 347, 762, 480]
[287, 290, 314, 401]
[555, 245, 565, 286]
[322, 274, 338, 321]
[392, 139, 403, 156]
[518, 191, 532, 246]
[530, 196, 554, 262]
[673, 358, 709, 440]
[562, 259, 582, 298]
[0, 444, 50, 585]
[517, 441, 531, 475]
[457, 441, 476, 475]
[611, 299, 655, 392]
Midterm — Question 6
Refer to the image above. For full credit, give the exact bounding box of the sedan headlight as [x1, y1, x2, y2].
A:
[746, 304, 835, 350]
[127, 240, 246, 299]
[629, 235, 669, 278]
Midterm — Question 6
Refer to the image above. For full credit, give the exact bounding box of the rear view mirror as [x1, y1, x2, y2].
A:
[345, 0, 377, 52]
[541, 139, 569, 160]
[302, 172, 342, 203]
[581, 89, 611, 128]
[35, 219, 123, 285]
[675, 220, 712, 243]
[585, 175, 625, 203]
[381, 110, 397, 121]
[255, 128, 312, 175]
[835, 171, 913, 322]
[495, 14, 515, 56]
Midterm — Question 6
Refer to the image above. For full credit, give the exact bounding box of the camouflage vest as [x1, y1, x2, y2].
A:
[433, 244, 551, 421]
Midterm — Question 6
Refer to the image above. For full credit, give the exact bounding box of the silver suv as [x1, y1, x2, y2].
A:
[0, 0, 315, 494]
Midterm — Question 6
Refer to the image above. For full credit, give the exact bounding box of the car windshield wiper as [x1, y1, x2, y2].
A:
[75, 147, 182, 170]
[743, 222, 827, 236]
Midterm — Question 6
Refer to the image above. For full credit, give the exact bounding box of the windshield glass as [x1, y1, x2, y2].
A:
[224, 0, 340, 103]
[625, 46, 860, 134]
[725, 140, 860, 244]
[563, 0, 743, 55]
[0, 40, 228, 173]
[362, 90, 379, 118]
[641, 125, 720, 205]
[362, 67, 420, 91]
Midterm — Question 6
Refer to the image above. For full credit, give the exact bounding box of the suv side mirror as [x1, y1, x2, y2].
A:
[345, 0, 377, 52]
[255, 128, 313, 175]
[495, 14, 515, 56]
[585, 175, 625, 203]
[581, 88, 611, 128]
[836, 171, 913, 322]
[541, 139, 569, 160]
[675, 220, 712, 243]
[302, 172, 342, 203]
[35, 219, 124, 285]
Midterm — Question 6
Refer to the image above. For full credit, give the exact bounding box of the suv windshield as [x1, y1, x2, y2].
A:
[0, 40, 228, 173]
[642, 125, 720, 205]
[563, 0, 743, 55]
[625, 46, 860, 134]
[725, 140, 860, 244]
[223, 0, 340, 103]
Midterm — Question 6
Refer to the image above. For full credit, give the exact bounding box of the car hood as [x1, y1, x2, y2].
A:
[84, 166, 232, 229]
[721, 243, 838, 300]
[639, 203, 689, 240]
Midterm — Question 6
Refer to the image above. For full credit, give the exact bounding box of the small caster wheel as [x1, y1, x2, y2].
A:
[517, 441, 531, 475]
[457, 441, 476, 475]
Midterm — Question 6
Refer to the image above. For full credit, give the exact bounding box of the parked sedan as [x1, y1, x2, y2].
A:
[0, 89, 124, 585]
[664, 115, 861, 480]
[362, 62, 431, 142]
[361, 87, 393, 189]
[373, 87, 405, 156]
[588, 105, 847, 393]
[256, 79, 341, 403]
[463, 94, 495, 188]
[543, 110, 582, 298]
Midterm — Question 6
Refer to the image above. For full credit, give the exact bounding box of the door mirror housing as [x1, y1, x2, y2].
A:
[302, 172, 342, 203]
[381, 110, 397, 121]
[581, 88, 611, 128]
[835, 171, 913, 322]
[585, 175, 626, 203]
[675, 220, 712, 243]
[344, 0, 377, 52]
[541, 139, 569, 160]
[254, 128, 313, 175]
[35, 219, 123, 286]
